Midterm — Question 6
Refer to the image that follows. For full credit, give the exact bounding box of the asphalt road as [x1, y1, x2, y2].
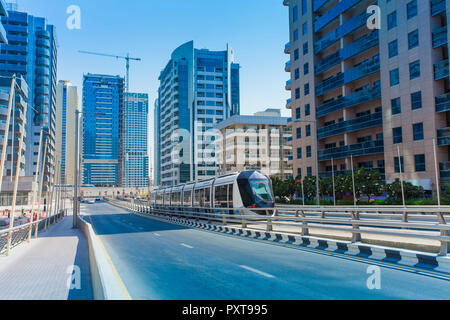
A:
[81, 202, 450, 300]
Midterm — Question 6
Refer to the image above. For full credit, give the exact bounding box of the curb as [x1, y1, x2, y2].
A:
[115, 203, 450, 275]
[78, 216, 130, 300]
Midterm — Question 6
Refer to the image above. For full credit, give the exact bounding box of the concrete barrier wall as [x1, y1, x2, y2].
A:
[77, 217, 129, 300]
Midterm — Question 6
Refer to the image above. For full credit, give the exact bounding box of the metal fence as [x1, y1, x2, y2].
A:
[109, 199, 450, 255]
[0, 210, 66, 256]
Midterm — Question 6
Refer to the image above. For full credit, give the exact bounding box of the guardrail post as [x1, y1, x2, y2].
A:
[301, 210, 309, 236]
[241, 209, 247, 229]
[266, 210, 273, 232]
[351, 210, 362, 242]
[402, 210, 408, 230]
[222, 210, 227, 226]
[436, 211, 449, 255]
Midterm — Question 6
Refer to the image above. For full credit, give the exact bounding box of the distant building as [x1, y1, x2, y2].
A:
[155, 41, 241, 186]
[82, 74, 124, 187]
[0, 4, 57, 192]
[120, 92, 149, 188]
[56, 80, 78, 186]
[215, 109, 293, 178]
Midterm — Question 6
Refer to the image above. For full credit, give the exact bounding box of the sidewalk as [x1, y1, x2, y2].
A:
[0, 213, 93, 300]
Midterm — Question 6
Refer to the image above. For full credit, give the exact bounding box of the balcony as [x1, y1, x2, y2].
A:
[437, 127, 450, 146]
[315, 31, 379, 75]
[285, 60, 291, 72]
[432, 26, 448, 48]
[436, 92, 450, 113]
[286, 98, 292, 109]
[314, 0, 361, 32]
[285, 42, 291, 54]
[316, 58, 380, 96]
[431, 0, 446, 16]
[283, 0, 289, 6]
[286, 79, 292, 90]
[320, 167, 385, 178]
[314, 0, 331, 12]
[318, 140, 384, 161]
[434, 59, 449, 81]
[315, 10, 370, 54]
[440, 162, 450, 181]
[317, 85, 381, 118]
[317, 112, 383, 139]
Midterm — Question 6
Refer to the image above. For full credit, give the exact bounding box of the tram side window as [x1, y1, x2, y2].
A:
[215, 185, 228, 208]
[156, 193, 162, 205]
[164, 192, 170, 205]
[172, 192, 180, 206]
[194, 189, 201, 207]
[204, 188, 211, 208]
[184, 191, 192, 206]
[227, 185, 233, 208]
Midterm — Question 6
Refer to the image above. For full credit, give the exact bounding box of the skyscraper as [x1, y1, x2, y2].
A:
[119, 92, 149, 188]
[82, 74, 124, 187]
[155, 41, 240, 186]
[283, 0, 449, 195]
[55, 80, 78, 186]
[0, 4, 57, 192]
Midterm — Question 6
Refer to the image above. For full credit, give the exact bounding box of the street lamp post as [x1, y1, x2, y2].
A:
[294, 119, 320, 206]
[73, 110, 107, 228]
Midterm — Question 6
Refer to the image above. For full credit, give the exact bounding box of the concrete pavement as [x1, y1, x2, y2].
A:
[82, 202, 450, 300]
[0, 213, 93, 300]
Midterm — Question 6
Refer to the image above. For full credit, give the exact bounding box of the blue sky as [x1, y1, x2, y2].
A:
[18, 0, 290, 117]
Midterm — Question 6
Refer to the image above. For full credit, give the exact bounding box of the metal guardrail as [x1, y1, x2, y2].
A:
[0, 210, 66, 256]
[109, 199, 450, 256]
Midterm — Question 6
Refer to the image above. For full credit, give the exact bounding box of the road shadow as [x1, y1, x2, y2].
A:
[85, 213, 189, 236]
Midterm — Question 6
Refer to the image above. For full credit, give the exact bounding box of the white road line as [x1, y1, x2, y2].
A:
[154, 233, 161, 237]
[180, 243, 194, 249]
[239, 265, 275, 279]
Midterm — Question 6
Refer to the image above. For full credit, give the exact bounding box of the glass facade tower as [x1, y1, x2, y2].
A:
[155, 41, 240, 186]
[82, 74, 124, 187]
[120, 92, 149, 188]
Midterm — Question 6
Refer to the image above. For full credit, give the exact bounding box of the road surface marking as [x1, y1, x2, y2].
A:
[180, 243, 194, 249]
[154, 233, 161, 237]
[240, 265, 275, 279]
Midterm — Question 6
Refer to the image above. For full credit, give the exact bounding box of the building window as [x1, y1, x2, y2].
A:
[411, 91, 422, 110]
[297, 148, 302, 159]
[304, 83, 310, 96]
[409, 60, 420, 79]
[296, 107, 301, 119]
[306, 146, 312, 158]
[415, 154, 426, 172]
[297, 168, 302, 178]
[295, 68, 300, 80]
[293, 6, 298, 22]
[293, 29, 299, 41]
[407, 0, 418, 20]
[305, 104, 310, 116]
[408, 29, 419, 49]
[294, 49, 299, 61]
[303, 42, 308, 55]
[413, 123, 424, 141]
[393, 127, 403, 144]
[388, 11, 397, 30]
[304, 63, 309, 75]
[296, 127, 302, 139]
[302, 0, 307, 15]
[391, 98, 401, 115]
[390, 69, 399, 86]
[302, 22, 308, 35]
[394, 156, 405, 173]
[389, 40, 398, 58]
[307, 167, 312, 177]
[295, 88, 300, 99]
[306, 125, 311, 137]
